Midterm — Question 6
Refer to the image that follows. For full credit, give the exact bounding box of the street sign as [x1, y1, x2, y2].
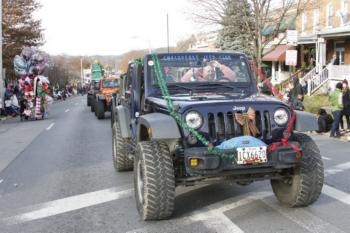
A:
[286, 30, 298, 44]
[286, 50, 298, 66]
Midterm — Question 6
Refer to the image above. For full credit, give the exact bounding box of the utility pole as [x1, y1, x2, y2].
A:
[80, 58, 83, 87]
[0, 0, 4, 111]
[167, 13, 170, 53]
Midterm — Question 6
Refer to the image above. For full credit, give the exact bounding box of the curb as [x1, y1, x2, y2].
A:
[0, 116, 11, 122]
[309, 131, 350, 142]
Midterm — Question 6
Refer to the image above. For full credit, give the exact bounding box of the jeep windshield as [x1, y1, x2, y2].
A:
[148, 53, 251, 89]
[102, 79, 119, 88]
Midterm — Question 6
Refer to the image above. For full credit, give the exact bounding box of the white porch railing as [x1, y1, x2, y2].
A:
[301, 65, 350, 96]
[328, 65, 350, 79]
[300, 67, 316, 83]
[307, 65, 329, 96]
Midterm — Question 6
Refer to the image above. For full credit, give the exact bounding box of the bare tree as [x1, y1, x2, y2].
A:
[190, 0, 312, 69]
[174, 35, 197, 52]
[2, 0, 43, 82]
[117, 50, 147, 72]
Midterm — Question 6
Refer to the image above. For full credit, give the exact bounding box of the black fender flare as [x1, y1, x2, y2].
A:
[116, 105, 131, 138]
[294, 110, 319, 132]
[137, 113, 181, 141]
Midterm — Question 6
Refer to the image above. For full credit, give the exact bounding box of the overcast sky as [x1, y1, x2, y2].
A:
[37, 0, 202, 56]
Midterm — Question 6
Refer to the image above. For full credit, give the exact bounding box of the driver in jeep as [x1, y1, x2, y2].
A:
[181, 60, 236, 82]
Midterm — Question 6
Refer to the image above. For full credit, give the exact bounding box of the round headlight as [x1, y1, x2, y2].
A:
[185, 111, 203, 129]
[274, 108, 289, 126]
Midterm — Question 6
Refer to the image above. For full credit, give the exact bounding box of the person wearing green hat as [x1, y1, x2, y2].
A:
[329, 82, 344, 138]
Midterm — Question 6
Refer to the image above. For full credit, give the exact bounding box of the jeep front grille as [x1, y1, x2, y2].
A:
[207, 111, 272, 142]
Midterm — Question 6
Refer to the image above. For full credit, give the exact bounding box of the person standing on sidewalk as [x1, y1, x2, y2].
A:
[341, 79, 350, 132]
[287, 77, 304, 111]
[329, 82, 343, 138]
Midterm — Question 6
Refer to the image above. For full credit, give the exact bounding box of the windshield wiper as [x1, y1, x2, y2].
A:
[197, 82, 237, 90]
[197, 82, 250, 96]
[166, 83, 196, 92]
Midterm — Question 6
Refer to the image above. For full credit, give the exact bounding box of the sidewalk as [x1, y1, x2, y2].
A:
[0, 116, 8, 121]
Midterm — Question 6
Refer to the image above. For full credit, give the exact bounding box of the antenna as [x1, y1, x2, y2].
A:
[167, 13, 170, 53]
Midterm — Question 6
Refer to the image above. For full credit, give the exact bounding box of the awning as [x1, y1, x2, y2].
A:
[262, 45, 293, 62]
[261, 16, 296, 36]
[280, 16, 296, 31]
[262, 25, 276, 36]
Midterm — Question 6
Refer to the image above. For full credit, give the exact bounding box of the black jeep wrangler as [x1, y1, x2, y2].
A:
[112, 52, 324, 220]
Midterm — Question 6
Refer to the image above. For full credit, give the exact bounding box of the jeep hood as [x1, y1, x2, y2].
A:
[147, 94, 288, 112]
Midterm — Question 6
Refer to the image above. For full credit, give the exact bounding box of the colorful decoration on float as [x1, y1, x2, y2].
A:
[13, 47, 51, 120]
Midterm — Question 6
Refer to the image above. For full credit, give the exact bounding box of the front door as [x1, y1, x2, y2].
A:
[335, 42, 345, 65]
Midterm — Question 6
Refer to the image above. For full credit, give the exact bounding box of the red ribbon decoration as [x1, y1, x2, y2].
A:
[250, 63, 302, 158]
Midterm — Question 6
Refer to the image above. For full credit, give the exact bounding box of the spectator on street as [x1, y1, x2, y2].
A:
[329, 82, 343, 138]
[4, 84, 14, 100]
[4, 84, 19, 116]
[288, 77, 304, 110]
[340, 79, 350, 132]
[300, 77, 308, 95]
[316, 108, 333, 133]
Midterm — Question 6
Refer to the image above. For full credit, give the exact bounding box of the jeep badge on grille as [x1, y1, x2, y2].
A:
[232, 106, 246, 111]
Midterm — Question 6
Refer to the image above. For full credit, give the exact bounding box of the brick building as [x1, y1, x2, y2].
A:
[296, 0, 350, 94]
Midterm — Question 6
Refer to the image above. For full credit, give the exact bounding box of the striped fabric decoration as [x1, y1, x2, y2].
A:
[35, 97, 42, 118]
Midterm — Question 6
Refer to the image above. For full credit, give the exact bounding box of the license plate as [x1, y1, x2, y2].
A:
[236, 146, 267, 165]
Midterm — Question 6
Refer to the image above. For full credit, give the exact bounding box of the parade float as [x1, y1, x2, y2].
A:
[13, 47, 51, 120]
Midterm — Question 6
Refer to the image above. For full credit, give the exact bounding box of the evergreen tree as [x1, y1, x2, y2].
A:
[216, 0, 255, 58]
[2, 0, 43, 82]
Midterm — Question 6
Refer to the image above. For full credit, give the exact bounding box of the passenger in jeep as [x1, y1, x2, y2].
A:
[163, 67, 176, 83]
[181, 60, 236, 82]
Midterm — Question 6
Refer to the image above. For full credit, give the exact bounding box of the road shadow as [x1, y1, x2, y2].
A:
[173, 181, 268, 217]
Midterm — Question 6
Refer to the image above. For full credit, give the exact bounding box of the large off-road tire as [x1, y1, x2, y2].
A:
[111, 97, 116, 128]
[96, 100, 105, 119]
[271, 133, 324, 207]
[112, 122, 133, 171]
[87, 95, 91, 107]
[91, 99, 95, 112]
[134, 141, 175, 220]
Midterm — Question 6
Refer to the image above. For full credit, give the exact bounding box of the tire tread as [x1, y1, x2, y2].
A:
[271, 133, 324, 207]
[135, 141, 175, 220]
[112, 123, 133, 171]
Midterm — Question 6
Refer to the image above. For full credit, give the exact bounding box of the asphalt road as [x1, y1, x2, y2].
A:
[0, 96, 349, 233]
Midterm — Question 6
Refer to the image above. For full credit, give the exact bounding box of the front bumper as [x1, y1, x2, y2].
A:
[184, 144, 300, 176]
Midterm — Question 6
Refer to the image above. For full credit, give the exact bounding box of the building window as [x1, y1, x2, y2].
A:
[301, 13, 307, 33]
[313, 9, 320, 33]
[326, 3, 333, 27]
[341, 0, 348, 25]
